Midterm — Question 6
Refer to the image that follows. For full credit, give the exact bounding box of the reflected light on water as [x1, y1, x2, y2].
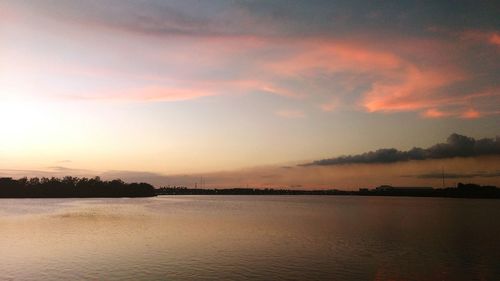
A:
[0, 196, 499, 280]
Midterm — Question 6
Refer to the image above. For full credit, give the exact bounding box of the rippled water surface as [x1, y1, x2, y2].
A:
[0, 196, 499, 280]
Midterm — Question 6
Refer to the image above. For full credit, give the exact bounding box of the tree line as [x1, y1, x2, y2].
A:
[0, 176, 156, 198]
[157, 183, 500, 198]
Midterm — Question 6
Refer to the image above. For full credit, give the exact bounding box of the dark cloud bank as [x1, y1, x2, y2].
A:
[303, 134, 500, 166]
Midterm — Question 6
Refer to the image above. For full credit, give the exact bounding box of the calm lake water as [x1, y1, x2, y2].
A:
[0, 196, 498, 280]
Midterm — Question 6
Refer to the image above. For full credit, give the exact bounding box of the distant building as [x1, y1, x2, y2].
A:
[375, 185, 433, 192]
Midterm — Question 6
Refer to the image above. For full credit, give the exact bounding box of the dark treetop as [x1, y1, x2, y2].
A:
[0, 176, 156, 198]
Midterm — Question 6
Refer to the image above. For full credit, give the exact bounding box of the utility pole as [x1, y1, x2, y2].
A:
[442, 166, 445, 189]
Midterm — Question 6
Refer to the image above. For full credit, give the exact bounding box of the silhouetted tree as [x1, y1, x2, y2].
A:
[0, 177, 156, 198]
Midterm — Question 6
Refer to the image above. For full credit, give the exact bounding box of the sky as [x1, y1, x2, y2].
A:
[0, 0, 499, 189]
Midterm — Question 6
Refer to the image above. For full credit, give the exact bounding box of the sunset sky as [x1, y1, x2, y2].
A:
[1, 0, 499, 188]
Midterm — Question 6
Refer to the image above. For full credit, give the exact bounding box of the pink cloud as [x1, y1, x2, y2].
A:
[460, 30, 500, 48]
[4, 17, 495, 119]
[87, 79, 301, 102]
[489, 33, 500, 46]
[422, 108, 451, 119]
[320, 98, 340, 112]
[275, 109, 306, 119]
[265, 40, 401, 76]
[0, 5, 15, 20]
[246, 37, 481, 119]
[461, 108, 481, 119]
[363, 66, 465, 112]
[416, 89, 500, 119]
[107, 86, 216, 102]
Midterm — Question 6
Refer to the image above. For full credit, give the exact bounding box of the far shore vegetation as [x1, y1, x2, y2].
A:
[157, 183, 499, 198]
[0, 176, 498, 199]
[0, 176, 155, 198]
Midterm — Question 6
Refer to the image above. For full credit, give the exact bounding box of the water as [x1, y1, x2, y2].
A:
[0, 196, 498, 280]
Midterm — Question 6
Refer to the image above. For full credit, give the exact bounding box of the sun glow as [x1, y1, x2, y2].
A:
[0, 100, 83, 159]
[0, 100, 56, 134]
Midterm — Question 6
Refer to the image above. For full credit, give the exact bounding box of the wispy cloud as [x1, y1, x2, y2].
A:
[2, 1, 499, 119]
[320, 98, 340, 112]
[275, 109, 305, 119]
[460, 30, 500, 48]
[422, 108, 451, 118]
